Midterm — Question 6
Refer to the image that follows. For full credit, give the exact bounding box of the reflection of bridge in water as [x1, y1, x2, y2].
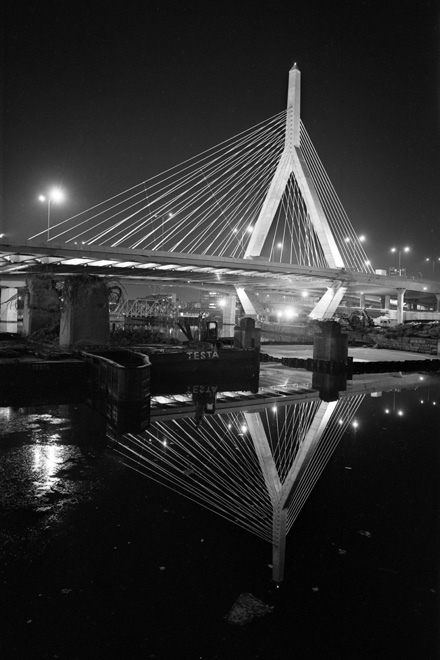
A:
[112, 369, 430, 582]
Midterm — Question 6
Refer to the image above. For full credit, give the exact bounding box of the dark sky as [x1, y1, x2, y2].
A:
[2, 0, 440, 277]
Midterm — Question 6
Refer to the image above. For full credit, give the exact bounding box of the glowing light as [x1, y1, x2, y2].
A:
[240, 425, 248, 433]
[284, 307, 296, 319]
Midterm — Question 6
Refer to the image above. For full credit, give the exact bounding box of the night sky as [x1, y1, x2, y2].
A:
[2, 1, 440, 278]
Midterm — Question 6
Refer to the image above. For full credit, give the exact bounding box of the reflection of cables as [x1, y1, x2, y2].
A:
[113, 394, 365, 544]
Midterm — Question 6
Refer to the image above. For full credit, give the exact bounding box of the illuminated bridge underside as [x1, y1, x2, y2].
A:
[0, 243, 438, 301]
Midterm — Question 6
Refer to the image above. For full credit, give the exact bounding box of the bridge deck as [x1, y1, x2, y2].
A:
[1, 242, 439, 301]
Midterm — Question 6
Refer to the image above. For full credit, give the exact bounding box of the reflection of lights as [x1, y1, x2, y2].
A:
[0, 407, 12, 421]
[385, 409, 390, 413]
[397, 411, 403, 416]
[227, 423, 232, 429]
[32, 445, 63, 492]
[352, 421, 359, 428]
[272, 406, 277, 413]
[339, 419, 343, 424]
[240, 425, 248, 433]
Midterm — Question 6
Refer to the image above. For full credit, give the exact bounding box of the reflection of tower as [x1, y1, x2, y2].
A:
[114, 393, 364, 582]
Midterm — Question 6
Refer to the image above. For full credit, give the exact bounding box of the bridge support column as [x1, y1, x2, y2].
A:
[22, 275, 60, 337]
[60, 275, 109, 346]
[382, 295, 391, 311]
[396, 288, 406, 325]
[359, 292, 365, 308]
[234, 317, 261, 349]
[0, 287, 18, 332]
[312, 321, 348, 401]
[436, 294, 440, 313]
[221, 294, 236, 338]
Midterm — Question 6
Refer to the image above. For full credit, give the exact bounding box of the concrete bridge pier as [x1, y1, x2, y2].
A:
[312, 321, 348, 400]
[382, 294, 391, 311]
[396, 288, 406, 325]
[436, 294, 440, 313]
[0, 287, 18, 332]
[60, 275, 110, 347]
[22, 276, 60, 337]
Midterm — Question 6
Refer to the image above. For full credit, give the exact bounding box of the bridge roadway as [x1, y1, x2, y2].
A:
[1, 241, 439, 304]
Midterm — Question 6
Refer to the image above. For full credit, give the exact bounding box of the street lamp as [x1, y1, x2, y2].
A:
[425, 257, 440, 276]
[390, 246, 410, 275]
[39, 188, 64, 241]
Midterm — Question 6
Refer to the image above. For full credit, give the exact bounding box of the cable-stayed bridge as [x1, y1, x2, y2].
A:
[1, 64, 439, 321]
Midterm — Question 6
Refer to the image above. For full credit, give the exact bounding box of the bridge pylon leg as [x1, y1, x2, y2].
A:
[235, 287, 266, 319]
[308, 280, 347, 320]
[221, 294, 236, 338]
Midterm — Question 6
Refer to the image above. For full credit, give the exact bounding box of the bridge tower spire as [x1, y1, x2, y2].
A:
[244, 64, 344, 269]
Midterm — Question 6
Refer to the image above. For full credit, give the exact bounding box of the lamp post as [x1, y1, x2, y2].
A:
[391, 246, 410, 275]
[39, 188, 64, 241]
[425, 257, 440, 276]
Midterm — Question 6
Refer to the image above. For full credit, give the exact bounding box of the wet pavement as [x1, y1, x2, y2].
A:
[1, 358, 439, 659]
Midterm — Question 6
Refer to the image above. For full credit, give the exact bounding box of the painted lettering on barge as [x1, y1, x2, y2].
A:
[187, 350, 219, 360]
